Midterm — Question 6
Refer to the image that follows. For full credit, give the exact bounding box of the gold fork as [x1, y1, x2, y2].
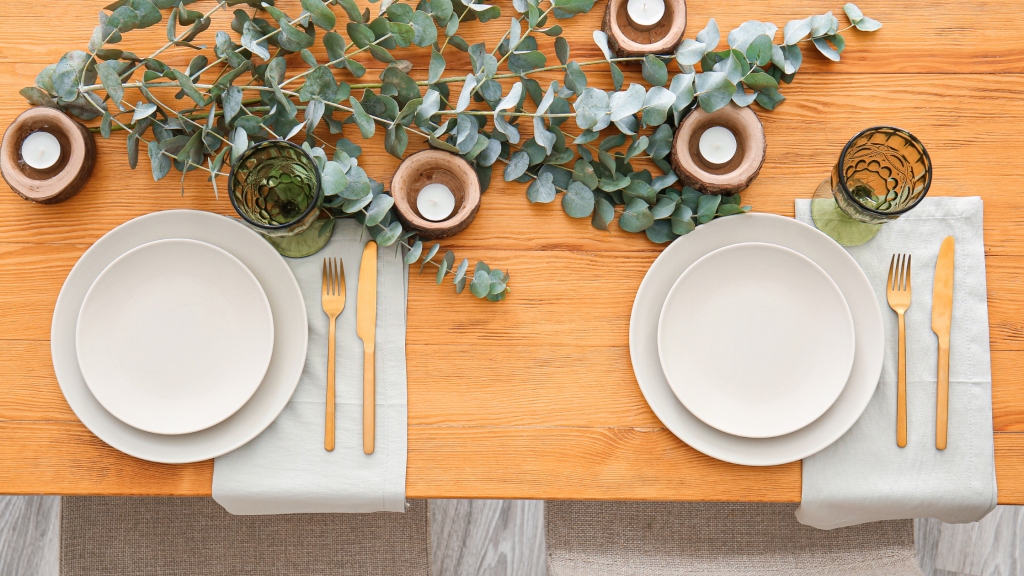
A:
[886, 254, 912, 448]
[322, 258, 346, 452]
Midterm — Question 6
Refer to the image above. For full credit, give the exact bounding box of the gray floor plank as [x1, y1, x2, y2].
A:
[431, 499, 546, 576]
[0, 495, 60, 576]
[916, 507, 1024, 576]
[2, 495, 1022, 576]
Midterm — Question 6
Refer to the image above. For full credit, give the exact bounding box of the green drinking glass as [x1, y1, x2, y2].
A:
[811, 126, 932, 246]
[228, 140, 333, 258]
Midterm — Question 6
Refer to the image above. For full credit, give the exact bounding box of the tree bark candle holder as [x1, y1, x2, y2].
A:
[1, 107, 96, 204]
[391, 150, 481, 240]
[602, 0, 686, 57]
[670, 103, 766, 195]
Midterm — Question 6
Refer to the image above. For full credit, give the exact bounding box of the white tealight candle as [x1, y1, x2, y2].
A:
[625, 0, 665, 30]
[21, 131, 61, 170]
[698, 126, 737, 166]
[416, 183, 456, 222]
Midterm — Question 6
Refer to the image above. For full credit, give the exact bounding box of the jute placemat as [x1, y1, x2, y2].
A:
[546, 501, 921, 576]
[60, 497, 430, 576]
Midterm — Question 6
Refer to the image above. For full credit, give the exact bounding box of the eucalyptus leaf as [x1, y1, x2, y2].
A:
[572, 159, 598, 189]
[96, 60, 126, 109]
[731, 84, 758, 106]
[783, 16, 812, 45]
[812, 37, 841, 61]
[674, 39, 707, 67]
[641, 55, 668, 86]
[321, 161, 349, 196]
[696, 193, 722, 223]
[348, 96, 375, 138]
[647, 124, 674, 159]
[592, 196, 614, 231]
[404, 240, 423, 265]
[470, 268, 491, 297]
[456, 73, 478, 112]
[555, 36, 569, 65]
[573, 87, 609, 131]
[504, 150, 530, 181]
[609, 83, 645, 122]
[420, 243, 441, 275]
[843, 3, 863, 23]
[608, 61, 624, 91]
[695, 18, 720, 51]
[561, 181, 594, 217]
[592, 30, 613, 61]
[526, 171, 556, 203]
[641, 86, 676, 126]
[619, 198, 654, 232]
[428, 49, 446, 84]
[300, 0, 336, 29]
[363, 193, 395, 226]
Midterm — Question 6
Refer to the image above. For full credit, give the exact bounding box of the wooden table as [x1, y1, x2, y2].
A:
[1, 0, 1022, 503]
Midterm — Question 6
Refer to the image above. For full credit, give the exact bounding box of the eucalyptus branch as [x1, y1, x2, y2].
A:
[23, 0, 882, 303]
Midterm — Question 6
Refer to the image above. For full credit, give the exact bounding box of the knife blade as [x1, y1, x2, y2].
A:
[932, 236, 955, 450]
[356, 241, 378, 455]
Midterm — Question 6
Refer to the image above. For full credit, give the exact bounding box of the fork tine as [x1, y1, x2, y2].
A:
[897, 252, 905, 289]
[897, 254, 905, 291]
[331, 258, 338, 295]
[334, 258, 341, 295]
[337, 257, 345, 292]
[905, 255, 911, 292]
[887, 255, 895, 291]
[322, 258, 328, 296]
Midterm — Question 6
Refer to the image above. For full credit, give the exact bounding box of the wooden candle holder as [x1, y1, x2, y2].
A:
[1, 107, 96, 204]
[391, 150, 481, 240]
[670, 103, 766, 195]
[602, 0, 686, 57]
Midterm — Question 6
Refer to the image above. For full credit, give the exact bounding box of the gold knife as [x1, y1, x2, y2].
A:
[356, 241, 378, 455]
[932, 236, 955, 450]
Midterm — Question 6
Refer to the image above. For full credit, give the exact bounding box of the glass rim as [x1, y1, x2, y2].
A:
[228, 139, 323, 231]
[837, 125, 932, 217]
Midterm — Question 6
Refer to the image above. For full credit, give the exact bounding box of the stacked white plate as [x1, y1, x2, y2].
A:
[630, 213, 884, 466]
[52, 210, 308, 463]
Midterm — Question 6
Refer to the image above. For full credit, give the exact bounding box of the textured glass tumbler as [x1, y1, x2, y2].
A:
[812, 126, 932, 246]
[228, 140, 332, 257]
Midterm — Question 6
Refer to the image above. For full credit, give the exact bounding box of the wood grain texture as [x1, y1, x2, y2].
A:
[0, 0, 1022, 502]
[917, 506, 1024, 576]
[432, 499, 546, 576]
[0, 495, 59, 576]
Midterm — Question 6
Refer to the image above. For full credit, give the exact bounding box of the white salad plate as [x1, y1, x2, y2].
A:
[52, 210, 307, 463]
[630, 213, 884, 466]
[657, 242, 855, 439]
[76, 238, 275, 436]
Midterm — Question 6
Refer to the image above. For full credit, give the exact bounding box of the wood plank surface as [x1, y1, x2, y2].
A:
[0, 0, 1022, 502]
[431, 499, 547, 576]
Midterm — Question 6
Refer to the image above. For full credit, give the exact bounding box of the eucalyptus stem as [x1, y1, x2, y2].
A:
[33, 0, 880, 303]
[119, 0, 229, 82]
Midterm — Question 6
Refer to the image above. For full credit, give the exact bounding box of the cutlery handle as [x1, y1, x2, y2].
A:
[897, 313, 907, 448]
[363, 348, 375, 454]
[937, 342, 949, 450]
[325, 318, 336, 452]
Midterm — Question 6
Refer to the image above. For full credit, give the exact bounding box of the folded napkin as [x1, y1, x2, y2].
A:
[794, 197, 997, 529]
[213, 219, 408, 514]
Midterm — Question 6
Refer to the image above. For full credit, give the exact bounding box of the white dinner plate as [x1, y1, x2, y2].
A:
[77, 238, 275, 435]
[52, 210, 307, 463]
[630, 213, 884, 466]
[658, 242, 855, 439]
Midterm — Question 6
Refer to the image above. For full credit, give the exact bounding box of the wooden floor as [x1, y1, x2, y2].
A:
[1, 495, 1020, 576]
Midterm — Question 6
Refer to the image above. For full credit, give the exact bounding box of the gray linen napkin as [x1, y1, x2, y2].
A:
[213, 219, 408, 514]
[794, 197, 997, 529]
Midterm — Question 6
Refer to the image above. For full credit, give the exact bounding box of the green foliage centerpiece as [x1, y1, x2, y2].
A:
[21, 0, 881, 302]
